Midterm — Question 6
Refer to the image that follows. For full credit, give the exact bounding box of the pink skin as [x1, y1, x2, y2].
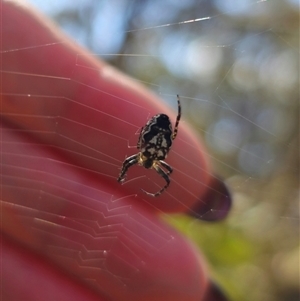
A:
[1, 1, 227, 301]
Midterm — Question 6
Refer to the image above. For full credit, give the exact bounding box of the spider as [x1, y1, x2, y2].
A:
[117, 95, 181, 197]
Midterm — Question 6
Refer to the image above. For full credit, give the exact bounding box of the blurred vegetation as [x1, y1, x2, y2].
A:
[27, 0, 299, 300]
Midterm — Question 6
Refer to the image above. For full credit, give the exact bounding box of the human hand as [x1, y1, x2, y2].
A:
[1, 1, 231, 300]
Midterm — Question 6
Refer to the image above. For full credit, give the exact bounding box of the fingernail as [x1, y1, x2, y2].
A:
[203, 281, 229, 301]
[188, 176, 232, 221]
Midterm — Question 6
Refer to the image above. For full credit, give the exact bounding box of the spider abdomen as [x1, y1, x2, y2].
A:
[139, 114, 173, 160]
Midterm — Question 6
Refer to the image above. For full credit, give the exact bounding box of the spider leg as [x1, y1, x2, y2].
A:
[117, 154, 139, 182]
[171, 94, 181, 140]
[159, 160, 173, 175]
[137, 126, 144, 149]
[141, 163, 170, 197]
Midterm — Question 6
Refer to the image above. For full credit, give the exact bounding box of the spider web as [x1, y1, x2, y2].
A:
[1, 1, 299, 301]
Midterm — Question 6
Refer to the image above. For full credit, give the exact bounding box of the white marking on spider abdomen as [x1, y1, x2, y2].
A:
[161, 138, 168, 148]
[148, 147, 156, 154]
[149, 136, 158, 144]
[157, 150, 165, 158]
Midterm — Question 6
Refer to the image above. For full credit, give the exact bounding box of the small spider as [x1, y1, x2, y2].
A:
[117, 95, 181, 197]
